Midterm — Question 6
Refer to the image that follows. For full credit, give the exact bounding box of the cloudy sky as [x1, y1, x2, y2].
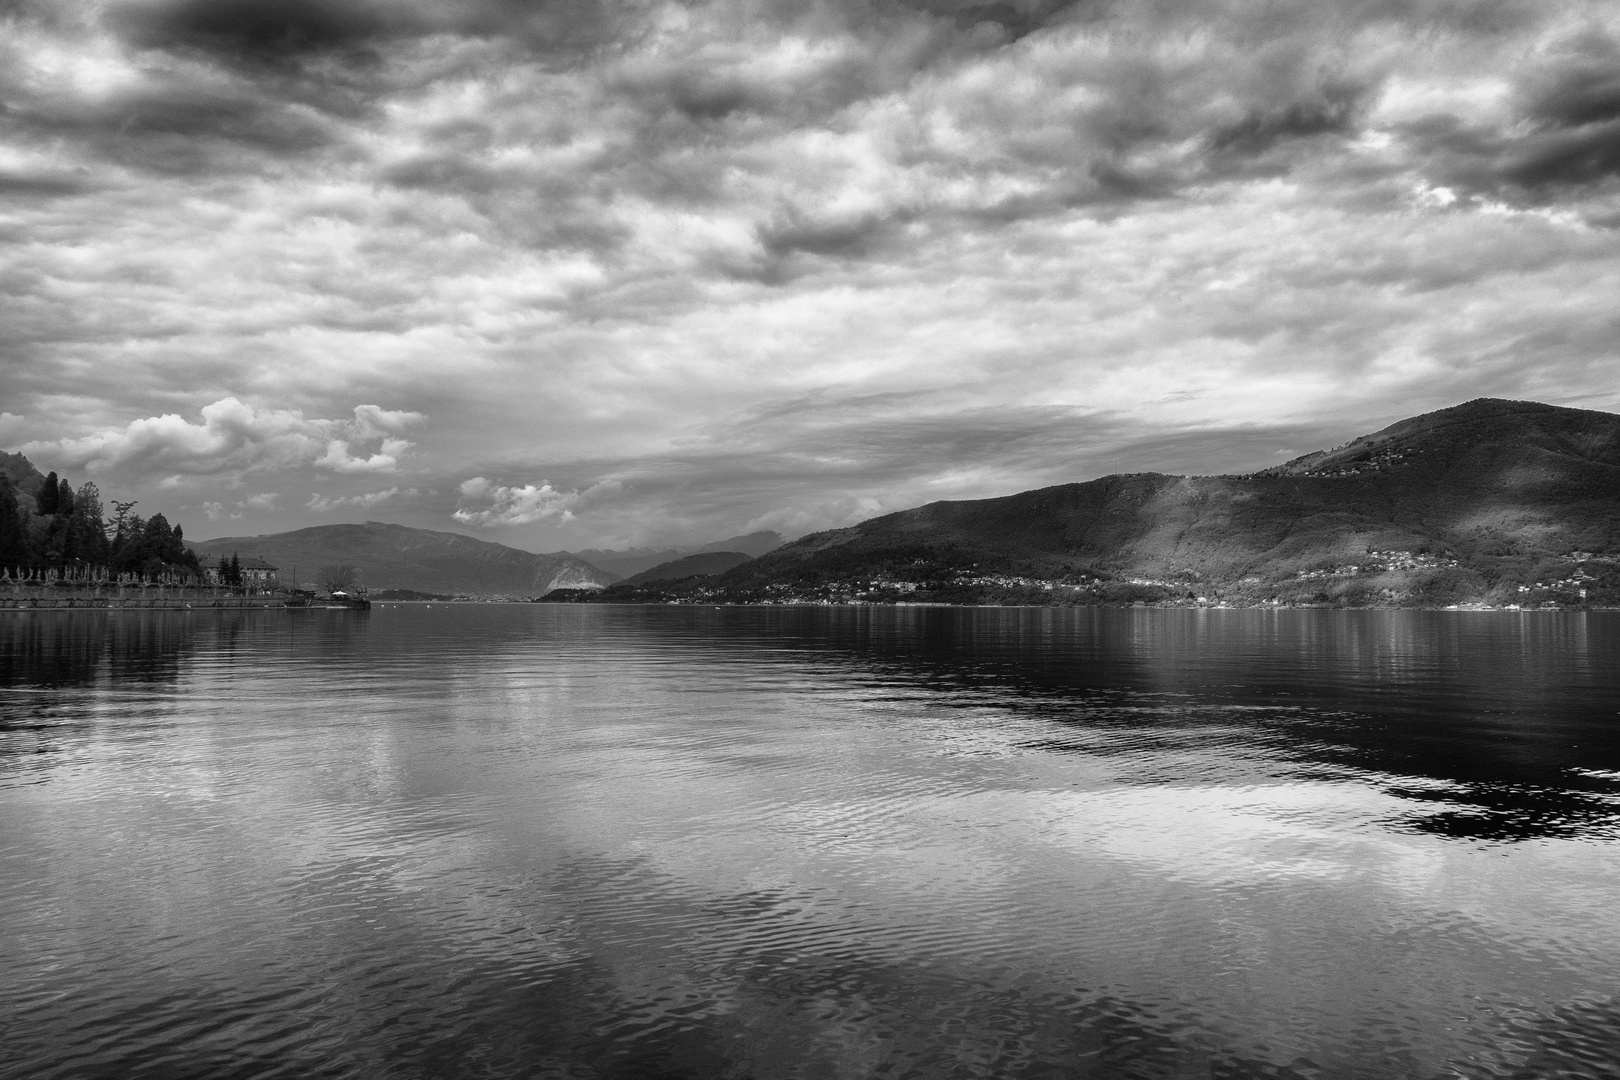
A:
[4, 0, 1618, 550]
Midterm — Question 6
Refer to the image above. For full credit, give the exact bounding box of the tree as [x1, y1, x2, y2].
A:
[71, 482, 108, 568]
[110, 511, 147, 573]
[142, 514, 184, 565]
[222, 552, 243, 588]
[56, 477, 74, 517]
[108, 500, 138, 544]
[0, 475, 27, 569]
[317, 563, 358, 593]
[105, 509, 194, 579]
[37, 471, 58, 515]
[75, 482, 100, 522]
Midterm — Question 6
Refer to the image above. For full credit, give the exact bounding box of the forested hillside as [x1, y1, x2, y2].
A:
[1, 457, 202, 580]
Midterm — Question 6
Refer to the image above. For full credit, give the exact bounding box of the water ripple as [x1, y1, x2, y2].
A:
[3, 605, 1619, 1077]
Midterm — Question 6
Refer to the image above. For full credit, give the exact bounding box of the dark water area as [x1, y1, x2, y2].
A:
[3, 604, 1619, 1079]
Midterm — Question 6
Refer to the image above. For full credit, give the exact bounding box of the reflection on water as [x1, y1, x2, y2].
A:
[2, 605, 1619, 1079]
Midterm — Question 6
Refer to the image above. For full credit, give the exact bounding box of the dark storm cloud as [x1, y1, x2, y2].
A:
[1210, 84, 1368, 159]
[8, 0, 1395, 247]
[1389, 23, 1620, 202]
[1403, 118, 1620, 205]
[607, 49, 888, 125]
[43, 85, 335, 168]
[1526, 66, 1620, 129]
[108, 0, 636, 65]
[1502, 122, 1620, 190]
[103, 0, 1331, 230]
[1504, 31, 1620, 190]
[112, 0, 396, 61]
[756, 211, 904, 262]
[0, 167, 90, 197]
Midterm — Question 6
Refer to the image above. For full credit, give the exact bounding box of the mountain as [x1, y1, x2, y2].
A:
[622, 551, 753, 585]
[189, 521, 615, 596]
[553, 400, 1620, 608]
[693, 532, 783, 558]
[572, 530, 782, 577]
[0, 451, 46, 499]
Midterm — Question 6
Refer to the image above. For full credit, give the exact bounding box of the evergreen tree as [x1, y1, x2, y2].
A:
[0, 476, 27, 569]
[172, 526, 201, 576]
[42, 474, 79, 565]
[143, 513, 176, 559]
[72, 483, 109, 570]
[108, 501, 137, 544]
[41, 513, 68, 566]
[76, 482, 102, 526]
[133, 513, 186, 578]
[37, 471, 58, 515]
[111, 512, 145, 573]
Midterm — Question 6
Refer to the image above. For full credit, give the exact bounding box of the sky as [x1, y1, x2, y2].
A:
[3, 0, 1618, 551]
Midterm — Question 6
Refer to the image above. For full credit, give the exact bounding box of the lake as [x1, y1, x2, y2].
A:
[3, 604, 1619, 1078]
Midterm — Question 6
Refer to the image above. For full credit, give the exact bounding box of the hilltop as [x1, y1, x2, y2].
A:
[0, 451, 46, 497]
[552, 399, 1620, 608]
[571, 531, 782, 578]
[621, 550, 753, 585]
[189, 521, 614, 596]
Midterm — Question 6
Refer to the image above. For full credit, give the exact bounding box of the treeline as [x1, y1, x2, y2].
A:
[0, 469, 203, 579]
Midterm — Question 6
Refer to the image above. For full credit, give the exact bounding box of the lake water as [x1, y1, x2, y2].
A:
[3, 604, 1619, 1079]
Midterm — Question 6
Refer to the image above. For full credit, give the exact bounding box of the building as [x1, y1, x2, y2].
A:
[205, 555, 279, 587]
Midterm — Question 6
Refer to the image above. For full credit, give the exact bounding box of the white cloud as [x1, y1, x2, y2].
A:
[19, 399, 425, 480]
[453, 477, 622, 527]
[202, 492, 281, 520]
[305, 487, 411, 513]
[316, 438, 414, 474]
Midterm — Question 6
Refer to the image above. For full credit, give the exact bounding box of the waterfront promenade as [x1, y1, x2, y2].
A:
[2, 584, 293, 611]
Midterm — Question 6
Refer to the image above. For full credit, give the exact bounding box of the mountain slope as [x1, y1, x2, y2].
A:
[0, 451, 46, 498]
[562, 399, 1620, 607]
[622, 551, 752, 585]
[693, 532, 783, 558]
[190, 521, 615, 595]
[572, 531, 782, 577]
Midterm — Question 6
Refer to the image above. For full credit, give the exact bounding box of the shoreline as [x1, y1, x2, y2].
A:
[3, 596, 297, 610]
[8, 593, 1610, 613]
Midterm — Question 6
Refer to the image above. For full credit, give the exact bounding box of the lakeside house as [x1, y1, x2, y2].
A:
[204, 555, 279, 587]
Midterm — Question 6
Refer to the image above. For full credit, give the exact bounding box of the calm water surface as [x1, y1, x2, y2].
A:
[3, 605, 1619, 1079]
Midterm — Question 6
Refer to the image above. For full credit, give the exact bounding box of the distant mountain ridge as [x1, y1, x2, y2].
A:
[571, 531, 782, 578]
[553, 399, 1620, 608]
[622, 550, 753, 585]
[189, 521, 614, 596]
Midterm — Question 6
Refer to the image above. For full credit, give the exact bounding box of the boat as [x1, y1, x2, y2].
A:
[322, 589, 372, 610]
